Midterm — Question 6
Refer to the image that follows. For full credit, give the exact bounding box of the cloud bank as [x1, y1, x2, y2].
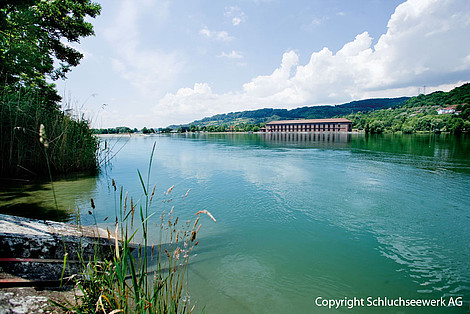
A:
[104, 0, 184, 97]
[199, 26, 234, 41]
[154, 0, 470, 125]
[225, 6, 247, 26]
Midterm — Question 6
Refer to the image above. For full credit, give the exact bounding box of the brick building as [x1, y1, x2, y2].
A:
[265, 118, 352, 132]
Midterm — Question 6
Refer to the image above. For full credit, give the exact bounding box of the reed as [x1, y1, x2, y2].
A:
[60, 143, 212, 313]
[0, 86, 99, 177]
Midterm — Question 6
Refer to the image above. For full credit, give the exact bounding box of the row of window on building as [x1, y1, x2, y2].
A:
[267, 123, 346, 132]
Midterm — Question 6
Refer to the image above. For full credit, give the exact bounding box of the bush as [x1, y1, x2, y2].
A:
[0, 87, 99, 177]
[59, 145, 213, 313]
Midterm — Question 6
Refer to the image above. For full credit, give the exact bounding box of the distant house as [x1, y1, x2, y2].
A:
[437, 105, 458, 115]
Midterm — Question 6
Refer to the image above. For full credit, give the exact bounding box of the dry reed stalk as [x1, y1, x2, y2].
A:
[149, 184, 156, 205]
[131, 197, 135, 229]
[173, 247, 181, 261]
[195, 210, 217, 223]
[114, 223, 120, 259]
[193, 217, 199, 230]
[166, 185, 175, 194]
[39, 124, 49, 148]
[124, 191, 128, 214]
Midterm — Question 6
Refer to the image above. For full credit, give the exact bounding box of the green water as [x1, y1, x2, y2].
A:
[1, 133, 469, 313]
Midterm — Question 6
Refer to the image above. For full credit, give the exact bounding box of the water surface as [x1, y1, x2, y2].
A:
[1, 133, 469, 313]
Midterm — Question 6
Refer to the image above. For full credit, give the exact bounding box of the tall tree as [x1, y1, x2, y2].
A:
[0, 0, 101, 102]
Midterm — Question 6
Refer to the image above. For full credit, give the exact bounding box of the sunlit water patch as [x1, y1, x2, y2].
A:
[1, 133, 469, 313]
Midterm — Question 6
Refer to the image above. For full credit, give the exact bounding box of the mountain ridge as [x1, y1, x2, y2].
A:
[168, 97, 410, 128]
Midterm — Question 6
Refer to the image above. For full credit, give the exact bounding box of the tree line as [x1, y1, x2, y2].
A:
[347, 84, 470, 134]
[178, 123, 263, 133]
[93, 84, 469, 136]
[1, 1, 102, 177]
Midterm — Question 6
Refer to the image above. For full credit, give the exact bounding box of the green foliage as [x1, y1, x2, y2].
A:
[158, 127, 172, 133]
[347, 84, 470, 134]
[93, 127, 134, 134]
[171, 122, 266, 133]
[403, 83, 470, 109]
[63, 147, 205, 313]
[169, 97, 409, 130]
[142, 127, 156, 134]
[0, 1, 101, 177]
[0, 87, 99, 177]
[0, 0, 101, 99]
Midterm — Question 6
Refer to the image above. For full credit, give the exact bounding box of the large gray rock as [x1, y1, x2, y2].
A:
[0, 214, 116, 282]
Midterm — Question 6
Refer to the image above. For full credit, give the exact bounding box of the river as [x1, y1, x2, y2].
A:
[1, 133, 469, 313]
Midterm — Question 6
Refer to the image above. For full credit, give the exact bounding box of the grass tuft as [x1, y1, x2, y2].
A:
[59, 144, 210, 313]
[0, 86, 100, 178]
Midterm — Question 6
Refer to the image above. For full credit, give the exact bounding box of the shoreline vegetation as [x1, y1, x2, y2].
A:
[346, 83, 470, 134]
[1, 1, 469, 313]
[0, 87, 100, 178]
[55, 145, 211, 313]
[0, 0, 101, 179]
[1, 1, 205, 309]
[94, 83, 470, 136]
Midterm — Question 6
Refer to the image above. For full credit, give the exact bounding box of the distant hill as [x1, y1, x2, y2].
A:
[346, 83, 470, 134]
[169, 97, 410, 128]
[402, 82, 470, 108]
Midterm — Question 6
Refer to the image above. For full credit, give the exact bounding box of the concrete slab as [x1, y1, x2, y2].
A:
[0, 214, 116, 281]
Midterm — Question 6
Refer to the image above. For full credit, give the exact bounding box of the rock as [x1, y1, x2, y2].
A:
[0, 214, 116, 282]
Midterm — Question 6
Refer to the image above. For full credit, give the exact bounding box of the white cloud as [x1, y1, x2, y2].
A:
[310, 16, 329, 26]
[225, 6, 247, 26]
[103, 0, 183, 97]
[243, 50, 299, 99]
[199, 26, 234, 41]
[150, 0, 470, 126]
[253, 0, 275, 4]
[217, 51, 244, 59]
[368, 0, 470, 89]
[153, 83, 229, 124]
[110, 50, 184, 96]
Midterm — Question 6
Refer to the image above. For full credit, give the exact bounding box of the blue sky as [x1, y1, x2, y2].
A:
[56, 0, 470, 128]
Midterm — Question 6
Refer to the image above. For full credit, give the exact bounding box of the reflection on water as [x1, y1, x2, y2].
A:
[0, 174, 97, 221]
[180, 132, 469, 164]
[263, 131, 352, 147]
[157, 133, 470, 313]
[1, 133, 469, 313]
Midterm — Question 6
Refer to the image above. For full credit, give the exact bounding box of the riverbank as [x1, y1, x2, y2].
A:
[0, 214, 117, 312]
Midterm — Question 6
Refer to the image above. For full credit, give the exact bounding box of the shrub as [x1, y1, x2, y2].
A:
[0, 87, 99, 177]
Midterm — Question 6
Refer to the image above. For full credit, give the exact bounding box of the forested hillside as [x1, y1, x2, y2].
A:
[347, 83, 470, 134]
[170, 97, 409, 129]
